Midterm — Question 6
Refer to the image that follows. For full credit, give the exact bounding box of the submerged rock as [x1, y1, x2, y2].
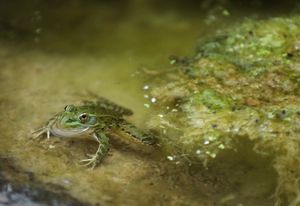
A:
[145, 16, 300, 205]
[0, 157, 86, 206]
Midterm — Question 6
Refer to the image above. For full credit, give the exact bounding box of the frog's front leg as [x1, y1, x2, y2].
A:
[32, 115, 58, 139]
[80, 132, 110, 169]
[32, 126, 51, 139]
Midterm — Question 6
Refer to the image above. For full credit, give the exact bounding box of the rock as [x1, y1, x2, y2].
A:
[0, 157, 86, 206]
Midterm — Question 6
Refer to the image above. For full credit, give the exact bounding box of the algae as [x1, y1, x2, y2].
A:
[145, 16, 300, 205]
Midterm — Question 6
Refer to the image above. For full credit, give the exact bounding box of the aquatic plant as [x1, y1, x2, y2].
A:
[145, 16, 300, 205]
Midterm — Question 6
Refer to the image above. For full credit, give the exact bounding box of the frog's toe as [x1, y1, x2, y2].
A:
[32, 129, 46, 139]
[80, 158, 92, 162]
[32, 128, 43, 135]
[80, 156, 95, 163]
[32, 127, 52, 140]
[80, 155, 101, 169]
[80, 158, 95, 166]
[86, 153, 95, 158]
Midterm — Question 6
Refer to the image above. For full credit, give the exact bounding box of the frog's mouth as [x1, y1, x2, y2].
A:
[50, 123, 93, 138]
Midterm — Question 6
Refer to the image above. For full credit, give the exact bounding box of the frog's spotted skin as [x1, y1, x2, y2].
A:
[34, 98, 156, 168]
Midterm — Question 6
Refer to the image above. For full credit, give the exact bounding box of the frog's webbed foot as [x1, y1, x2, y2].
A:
[32, 126, 51, 139]
[80, 154, 104, 169]
[32, 116, 58, 140]
[80, 132, 109, 169]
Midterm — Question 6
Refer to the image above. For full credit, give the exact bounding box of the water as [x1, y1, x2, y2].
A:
[0, 1, 298, 205]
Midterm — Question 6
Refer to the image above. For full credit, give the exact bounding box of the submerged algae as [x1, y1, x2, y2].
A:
[146, 16, 300, 205]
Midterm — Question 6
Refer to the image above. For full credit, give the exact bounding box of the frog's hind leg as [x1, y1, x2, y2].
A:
[80, 132, 110, 169]
[118, 121, 157, 145]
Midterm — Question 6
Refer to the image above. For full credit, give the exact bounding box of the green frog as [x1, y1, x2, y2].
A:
[33, 97, 157, 168]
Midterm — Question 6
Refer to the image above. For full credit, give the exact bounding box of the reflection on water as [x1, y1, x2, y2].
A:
[0, 0, 299, 205]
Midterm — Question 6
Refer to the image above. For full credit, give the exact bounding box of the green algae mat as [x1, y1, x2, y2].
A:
[145, 16, 300, 206]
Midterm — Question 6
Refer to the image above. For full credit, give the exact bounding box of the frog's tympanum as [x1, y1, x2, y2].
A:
[34, 98, 156, 168]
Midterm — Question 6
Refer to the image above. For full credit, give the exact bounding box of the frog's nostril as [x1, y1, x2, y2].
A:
[65, 119, 73, 123]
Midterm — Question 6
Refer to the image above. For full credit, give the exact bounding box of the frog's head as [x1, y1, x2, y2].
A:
[50, 105, 98, 137]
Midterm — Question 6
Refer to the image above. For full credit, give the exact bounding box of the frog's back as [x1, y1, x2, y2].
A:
[82, 97, 133, 117]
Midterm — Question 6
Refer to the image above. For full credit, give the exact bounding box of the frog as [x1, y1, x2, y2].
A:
[33, 97, 157, 168]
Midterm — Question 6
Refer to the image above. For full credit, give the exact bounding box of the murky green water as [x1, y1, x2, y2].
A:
[0, 1, 299, 205]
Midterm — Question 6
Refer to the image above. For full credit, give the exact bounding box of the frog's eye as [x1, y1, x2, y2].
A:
[64, 105, 76, 112]
[79, 113, 89, 123]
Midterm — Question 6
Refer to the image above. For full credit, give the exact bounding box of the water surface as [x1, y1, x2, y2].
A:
[0, 1, 298, 205]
